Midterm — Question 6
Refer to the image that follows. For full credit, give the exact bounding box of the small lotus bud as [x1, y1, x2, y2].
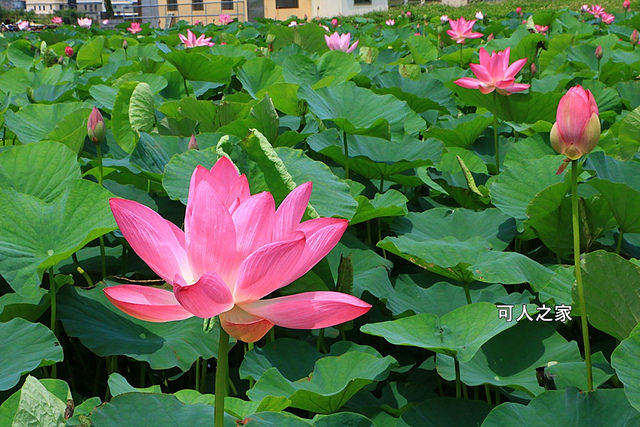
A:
[595, 45, 603, 60]
[188, 134, 199, 150]
[631, 29, 639, 44]
[516, 7, 523, 16]
[331, 18, 338, 26]
[65, 45, 74, 57]
[487, 33, 494, 41]
[624, 0, 631, 11]
[530, 63, 537, 75]
[87, 107, 105, 143]
[122, 39, 128, 50]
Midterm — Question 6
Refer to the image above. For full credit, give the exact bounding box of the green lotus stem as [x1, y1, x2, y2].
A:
[454, 356, 461, 398]
[459, 44, 463, 67]
[316, 328, 326, 353]
[493, 115, 500, 173]
[484, 384, 492, 405]
[379, 175, 384, 193]
[462, 383, 468, 400]
[463, 282, 472, 304]
[96, 143, 106, 279]
[247, 343, 255, 388]
[495, 387, 500, 404]
[616, 231, 624, 255]
[195, 357, 201, 392]
[571, 160, 593, 392]
[49, 267, 57, 379]
[139, 363, 145, 388]
[183, 78, 190, 97]
[214, 327, 229, 427]
[343, 130, 350, 180]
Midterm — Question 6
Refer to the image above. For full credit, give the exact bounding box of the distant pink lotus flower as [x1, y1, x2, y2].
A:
[406, 11, 412, 17]
[194, 20, 201, 25]
[414, 32, 421, 36]
[51, 16, 62, 25]
[331, 18, 338, 26]
[601, 12, 615, 23]
[288, 21, 298, 27]
[104, 158, 371, 343]
[440, 15, 449, 24]
[219, 14, 233, 25]
[522, 19, 527, 24]
[588, 4, 606, 17]
[102, 19, 109, 25]
[454, 47, 530, 95]
[127, 22, 142, 34]
[535, 24, 549, 35]
[475, 11, 484, 20]
[447, 17, 483, 44]
[624, 0, 631, 10]
[17, 20, 29, 30]
[631, 28, 639, 44]
[77, 17, 92, 28]
[550, 86, 600, 161]
[179, 29, 215, 47]
[386, 19, 395, 26]
[324, 31, 359, 53]
[487, 33, 494, 41]
[581, 4, 590, 12]
[65, 45, 74, 57]
[516, 7, 523, 16]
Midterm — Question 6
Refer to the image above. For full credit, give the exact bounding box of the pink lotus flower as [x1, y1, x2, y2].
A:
[581, 4, 590, 12]
[631, 28, 639, 44]
[440, 15, 449, 24]
[65, 45, 74, 57]
[595, 44, 603, 60]
[219, 14, 233, 25]
[331, 18, 338, 26]
[179, 29, 215, 47]
[516, 7, 523, 15]
[324, 32, 359, 53]
[406, 11, 412, 17]
[522, 19, 527, 24]
[386, 19, 395, 26]
[194, 20, 202, 25]
[127, 22, 142, 34]
[288, 21, 298, 27]
[414, 32, 421, 36]
[454, 47, 530, 95]
[535, 24, 549, 35]
[103, 158, 371, 343]
[447, 17, 483, 44]
[87, 107, 105, 143]
[51, 16, 62, 25]
[475, 11, 484, 20]
[17, 20, 29, 30]
[588, 4, 606, 17]
[601, 12, 615, 23]
[624, 0, 631, 10]
[102, 19, 109, 25]
[550, 86, 600, 160]
[77, 17, 92, 28]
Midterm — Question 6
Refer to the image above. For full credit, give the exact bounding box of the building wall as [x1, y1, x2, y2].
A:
[25, 0, 66, 14]
[263, 0, 311, 21]
[140, 0, 247, 27]
[312, 0, 387, 18]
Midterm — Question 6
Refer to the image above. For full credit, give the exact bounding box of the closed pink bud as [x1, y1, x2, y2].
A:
[516, 7, 523, 15]
[624, 0, 631, 10]
[64, 45, 74, 57]
[331, 18, 338, 26]
[487, 33, 494, 41]
[550, 86, 600, 160]
[530, 62, 537, 75]
[188, 134, 199, 150]
[631, 29, 639, 44]
[87, 107, 105, 143]
[595, 45, 603, 60]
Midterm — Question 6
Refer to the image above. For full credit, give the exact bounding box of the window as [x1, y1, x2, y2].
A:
[167, 0, 177, 11]
[192, 0, 202, 10]
[354, 0, 371, 4]
[275, 0, 297, 8]
[221, 0, 233, 9]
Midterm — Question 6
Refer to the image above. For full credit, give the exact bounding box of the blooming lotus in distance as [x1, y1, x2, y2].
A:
[475, 11, 484, 20]
[440, 15, 449, 24]
[550, 86, 600, 160]
[104, 158, 371, 342]
[219, 14, 233, 25]
[534, 24, 549, 35]
[179, 29, 215, 47]
[77, 17, 92, 28]
[454, 47, 530, 95]
[325, 32, 359, 53]
[127, 22, 142, 34]
[447, 17, 483, 44]
[51, 16, 62, 25]
[386, 19, 395, 26]
[17, 20, 29, 30]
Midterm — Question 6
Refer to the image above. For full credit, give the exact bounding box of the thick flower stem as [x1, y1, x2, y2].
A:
[343, 130, 350, 180]
[214, 327, 229, 427]
[616, 231, 624, 255]
[49, 267, 57, 378]
[459, 44, 463, 67]
[463, 282, 472, 304]
[571, 160, 593, 392]
[96, 143, 106, 279]
[454, 356, 461, 398]
[493, 115, 500, 173]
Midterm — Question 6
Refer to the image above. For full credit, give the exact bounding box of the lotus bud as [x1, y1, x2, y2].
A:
[87, 107, 105, 143]
[530, 62, 537, 75]
[487, 33, 494, 41]
[624, 0, 631, 11]
[331, 18, 338, 26]
[188, 134, 199, 150]
[65, 45, 74, 57]
[550, 86, 600, 160]
[516, 7, 523, 16]
[595, 45, 603, 60]
[631, 29, 638, 44]
[122, 39, 128, 50]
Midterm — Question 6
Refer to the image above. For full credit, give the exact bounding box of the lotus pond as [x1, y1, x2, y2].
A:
[1, 5, 640, 427]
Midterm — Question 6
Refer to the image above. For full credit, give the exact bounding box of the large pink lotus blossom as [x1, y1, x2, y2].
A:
[179, 29, 215, 47]
[550, 86, 600, 160]
[104, 158, 371, 343]
[127, 22, 142, 34]
[77, 17, 92, 28]
[51, 16, 63, 25]
[454, 47, 530, 95]
[324, 32, 359, 53]
[219, 14, 233, 25]
[446, 17, 483, 44]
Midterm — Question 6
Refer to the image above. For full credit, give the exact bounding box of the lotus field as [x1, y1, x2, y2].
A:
[2, 4, 640, 426]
